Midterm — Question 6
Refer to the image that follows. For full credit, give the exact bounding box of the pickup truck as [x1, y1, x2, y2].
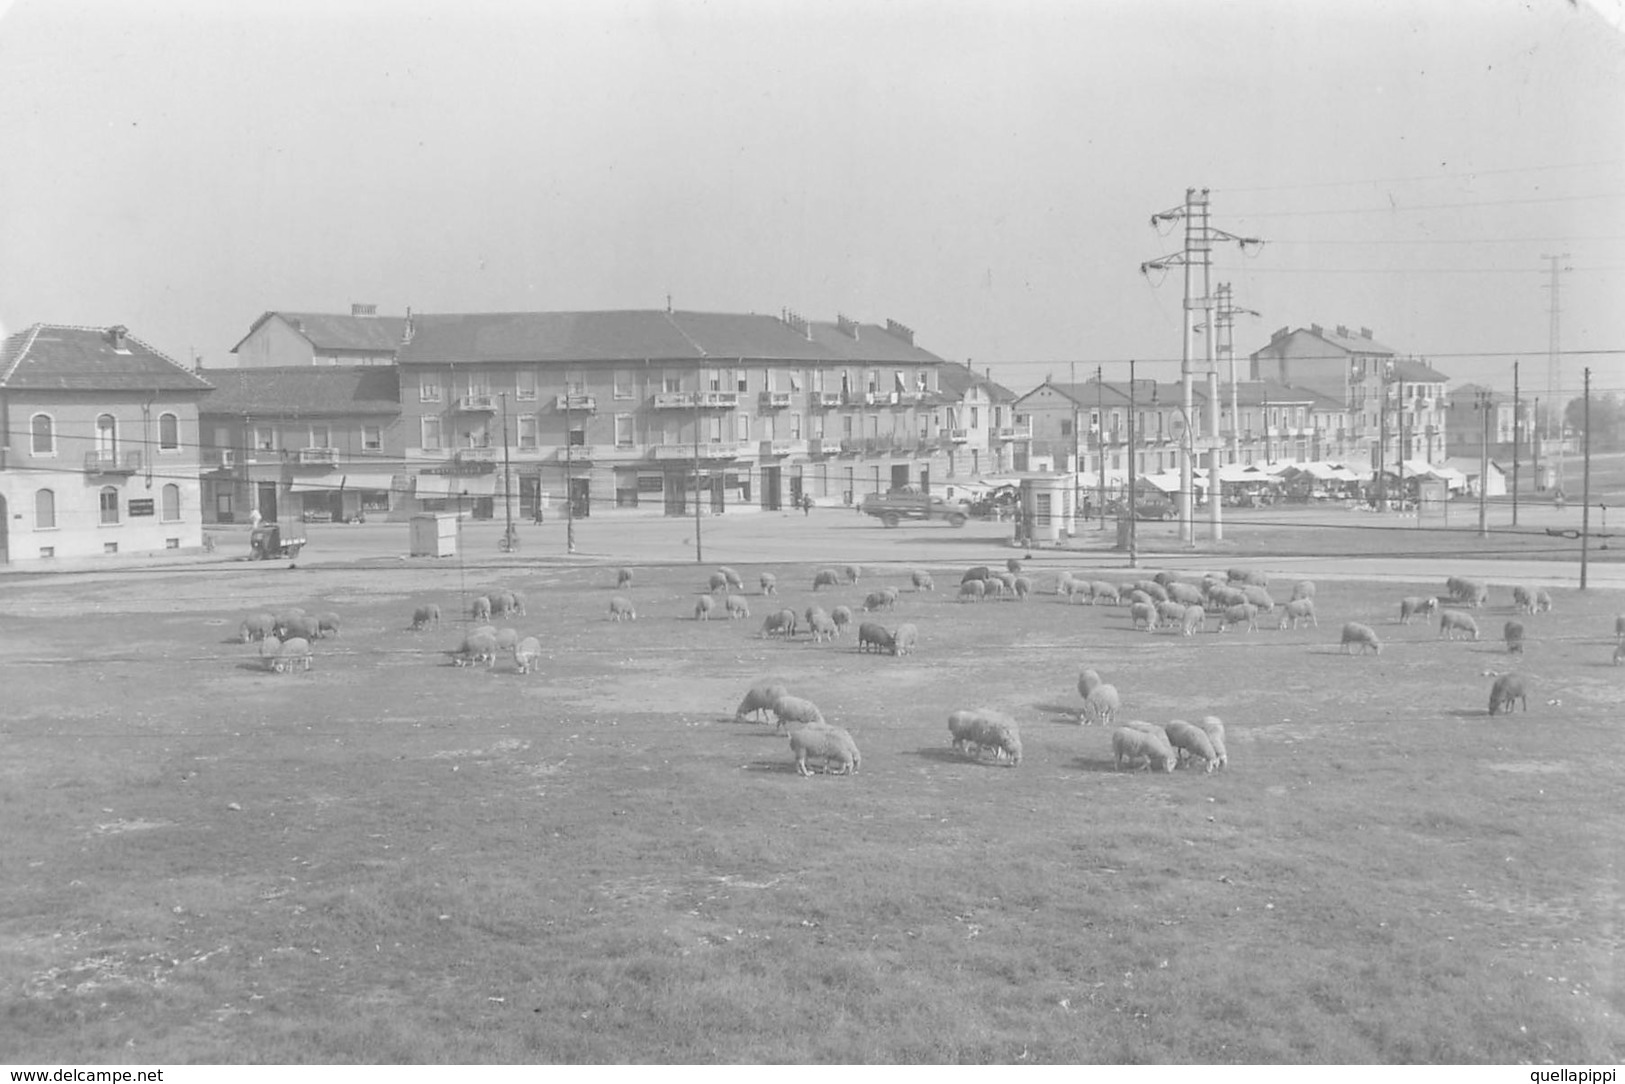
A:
[859, 490, 970, 528]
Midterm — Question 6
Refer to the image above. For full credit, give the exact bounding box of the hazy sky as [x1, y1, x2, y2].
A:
[1, 0, 1621, 399]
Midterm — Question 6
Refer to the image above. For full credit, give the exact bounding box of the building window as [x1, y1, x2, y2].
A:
[96, 414, 117, 458]
[614, 371, 634, 399]
[790, 412, 802, 440]
[969, 407, 979, 429]
[663, 371, 683, 393]
[735, 414, 750, 442]
[363, 425, 382, 451]
[161, 483, 181, 522]
[708, 416, 724, 443]
[100, 486, 120, 525]
[309, 425, 331, 449]
[419, 375, 441, 402]
[516, 370, 537, 401]
[104, 542, 118, 554]
[39, 546, 54, 558]
[615, 414, 634, 446]
[464, 373, 491, 397]
[422, 416, 443, 450]
[568, 425, 587, 447]
[159, 412, 179, 451]
[30, 413, 54, 455]
[1060, 419, 1073, 436]
[256, 426, 276, 452]
[517, 415, 537, 450]
[35, 488, 55, 529]
[867, 370, 878, 395]
[565, 370, 585, 396]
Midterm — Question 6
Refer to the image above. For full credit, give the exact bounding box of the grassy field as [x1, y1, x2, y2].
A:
[1, 558, 1622, 1064]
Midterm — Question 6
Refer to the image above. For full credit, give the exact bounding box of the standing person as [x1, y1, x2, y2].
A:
[801, 493, 811, 516]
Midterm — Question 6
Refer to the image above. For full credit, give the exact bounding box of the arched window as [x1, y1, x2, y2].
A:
[30, 414, 54, 455]
[159, 413, 179, 451]
[35, 489, 55, 529]
[99, 486, 119, 525]
[161, 484, 180, 522]
[95, 414, 117, 458]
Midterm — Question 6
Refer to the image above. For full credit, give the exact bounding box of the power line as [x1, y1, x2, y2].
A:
[1227, 191, 1625, 218]
[1214, 158, 1625, 196]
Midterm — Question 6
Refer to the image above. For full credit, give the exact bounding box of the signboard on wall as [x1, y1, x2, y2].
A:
[128, 499, 155, 517]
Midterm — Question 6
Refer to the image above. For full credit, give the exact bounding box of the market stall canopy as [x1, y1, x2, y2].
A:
[1218, 463, 1285, 485]
[339, 473, 398, 492]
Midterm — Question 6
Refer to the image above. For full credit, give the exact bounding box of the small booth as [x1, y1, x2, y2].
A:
[409, 512, 459, 558]
[1017, 473, 1076, 546]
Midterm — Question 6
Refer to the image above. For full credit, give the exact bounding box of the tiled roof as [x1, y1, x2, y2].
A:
[197, 366, 401, 417]
[232, 312, 408, 354]
[396, 310, 948, 367]
[1389, 359, 1449, 382]
[1253, 326, 1399, 358]
[0, 324, 213, 393]
[936, 361, 1016, 401]
[1019, 378, 1346, 412]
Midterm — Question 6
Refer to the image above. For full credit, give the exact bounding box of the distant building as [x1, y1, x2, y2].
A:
[229, 305, 407, 368]
[1444, 383, 1531, 460]
[933, 362, 1025, 476]
[0, 324, 211, 563]
[196, 367, 404, 524]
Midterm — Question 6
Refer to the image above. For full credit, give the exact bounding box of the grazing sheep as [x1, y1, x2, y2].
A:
[947, 709, 1022, 765]
[862, 590, 895, 612]
[1488, 672, 1528, 715]
[1152, 570, 1179, 587]
[961, 565, 991, 584]
[1225, 568, 1250, 584]
[471, 624, 497, 638]
[1012, 575, 1032, 600]
[984, 579, 1007, 600]
[1278, 598, 1318, 629]
[608, 596, 637, 622]
[315, 611, 341, 639]
[239, 612, 276, 643]
[276, 614, 321, 643]
[773, 694, 827, 729]
[1399, 596, 1439, 624]
[719, 567, 745, 591]
[958, 579, 986, 603]
[1438, 610, 1480, 641]
[912, 569, 936, 592]
[491, 590, 518, 617]
[1006, 557, 1023, 575]
[857, 621, 895, 654]
[761, 609, 798, 638]
[273, 608, 308, 634]
[1165, 720, 1219, 773]
[454, 631, 498, 668]
[1111, 726, 1176, 772]
[830, 606, 853, 634]
[725, 594, 751, 620]
[1511, 585, 1536, 614]
[1134, 580, 1170, 603]
[1129, 601, 1158, 631]
[616, 567, 635, 590]
[1447, 577, 1488, 608]
[844, 564, 862, 585]
[881, 586, 900, 606]
[1206, 585, 1246, 611]
[804, 605, 827, 626]
[1082, 683, 1120, 727]
[1195, 716, 1228, 769]
[892, 623, 918, 656]
[1503, 620, 1525, 653]
[760, 572, 778, 596]
[470, 596, 492, 622]
[411, 603, 442, 631]
[1218, 603, 1259, 633]
[995, 571, 1018, 592]
[813, 568, 842, 591]
[512, 636, 542, 674]
[1077, 668, 1103, 700]
[694, 595, 715, 621]
[1340, 622, 1382, 655]
[490, 628, 520, 653]
[1242, 570, 1270, 588]
[1127, 588, 1153, 608]
[1241, 586, 1275, 612]
[788, 723, 860, 776]
[1291, 580, 1316, 602]
[708, 571, 729, 594]
[508, 590, 527, 617]
[258, 636, 308, 673]
[1089, 581, 1120, 606]
[1168, 582, 1205, 607]
[1534, 589, 1553, 613]
[735, 682, 790, 723]
[807, 610, 838, 642]
[1181, 605, 1206, 636]
[1155, 600, 1187, 628]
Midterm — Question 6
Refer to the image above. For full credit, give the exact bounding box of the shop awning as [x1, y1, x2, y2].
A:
[340, 473, 398, 492]
[288, 477, 337, 494]
[448, 474, 498, 497]
[414, 473, 454, 499]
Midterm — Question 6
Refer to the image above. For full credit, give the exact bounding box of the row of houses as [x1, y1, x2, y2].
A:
[0, 307, 1500, 564]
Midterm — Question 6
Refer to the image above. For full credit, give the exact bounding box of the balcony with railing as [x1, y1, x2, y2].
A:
[206, 448, 237, 470]
[992, 422, 1033, 443]
[652, 390, 739, 410]
[651, 441, 746, 460]
[759, 391, 792, 410]
[84, 450, 141, 475]
[806, 437, 831, 457]
[554, 393, 597, 412]
[813, 391, 843, 408]
[456, 394, 498, 413]
[454, 447, 498, 469]
[946, 428, 970, 444]
[297, 447, 338, 465]
[759, 439, 805, 458]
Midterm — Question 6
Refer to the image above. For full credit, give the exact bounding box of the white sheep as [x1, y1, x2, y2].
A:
[410, 604, 442, 631]
[1278, 598, 1317, 629]
[508, 590, 527, 617]
[708, 571, 729, 594]
[1056, 572, 1077, 599]
[735, 681, 790, 723]
[983, 578, 1007, 600]
[1077, 668, 1103, 700]
[1155, 600, 1187, 629]
[1089, 581, 1120, 606]
[947, 709, 1022, 765]
[1168, 582, 1205, 607]
[1207, 585, 1246, 611]
[608, 596, 637, 621]
[761, 609, 798, 638]
[813, 568, 842, 591]
[1340, 622, 1381, 655]
[1181, 605, 1206, 636]
[1195, 716, 1228, 769]
[857, 622, 895, 653]
[470, 596, 492, 622]
[1164, 720, 1219, 773]
[1438, 610, 1480, 641]
[694, 596, 715, 621]
[759, 572, 778, 596]
[1398, 596, 1438, 625]
[807, 610, 838, 642]
[512, 636, 542, 674]
[1241, 586, 1275, 613]
[315, 611, 341, 639]
[260, 635, 312, 673]
[788, 723, 860, 776]
[616, 567, 635, 590]
[1013, 576, 1032, 600]
[1291, 580, 1316, 602]
[1111, 726, 1176, 772]
[1129, 601, 1158, 631]
[862, 590, 895, 612]
[1218, 603, 1259, 633]
[239, 612, 276, 643]
[958, 579, 986, 603]
[843, 564, 862, 585]
[830, 606, 853, 634]
[493, 627, 520, 652]
[892, 623, 918, 656]
[1534, 588, 1553, 613]
[454, 630, 498, 668]
[1082, 682, 1120, 727]
[912, 569, 935, 592]
[1488, 672, 1528, 715]
[719, 567, 745, 591]
[1503, 620, 1525, 654]
[725, 594, 751, 620]
[1511, 585, 1536, 613]
[772, 694, 826, 729]
[276, 613, 320, 642]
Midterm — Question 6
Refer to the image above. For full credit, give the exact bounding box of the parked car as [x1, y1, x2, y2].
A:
[1107, 493, 1176, 520]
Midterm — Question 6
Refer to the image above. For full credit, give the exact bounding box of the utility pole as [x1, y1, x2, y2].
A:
[1377, 363, 1389, 508]
[1512, 361, 1521, 527]
[500, 392, 514, 549]
[1475, 389, 1492, 539]
[1127, 359, 1138, 567]
[693, 380, 703, 564]
[1070, 361, 1080, 523]
[564, 386, 576, 554]
[1397, 364, 1407, 512]
[1215, 282, 1259, 467]
[1096, 365, 1107, 530]
[1580, 367, 1592, 589]
[1542, 253, 1571, 492]
[1142, 189, 1263, 545]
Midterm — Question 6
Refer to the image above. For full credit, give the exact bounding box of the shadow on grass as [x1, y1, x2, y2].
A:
[1072, 755, 1128, 773]
[1442, 707, 1493, 718]
[1032, 700, 1083, 722]
[911, 745, 1017, 769]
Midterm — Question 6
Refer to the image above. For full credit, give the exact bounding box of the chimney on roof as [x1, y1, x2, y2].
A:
[884, 318, 914, 346]
[782, 309, 810, 339]
[1335, 324, 1348, 338]
[1360, 327, 1373, 339]
[402, 307, 414, 344]
[1310, 323, 1324, 336]
[835, 313, 860, 340]
[107, 325, 128, 350]
[1271, 325, 1289, 342]
[352, 303, 377, 317]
